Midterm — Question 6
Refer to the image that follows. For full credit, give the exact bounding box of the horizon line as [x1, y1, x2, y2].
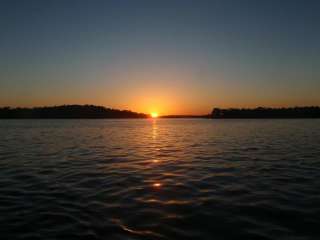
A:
[1, 104, 320, 117]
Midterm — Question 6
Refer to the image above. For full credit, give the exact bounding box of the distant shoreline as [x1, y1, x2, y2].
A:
[210, 107, 320, 119]
[1, 105, 320, 119]
[0, 105, 147, 119]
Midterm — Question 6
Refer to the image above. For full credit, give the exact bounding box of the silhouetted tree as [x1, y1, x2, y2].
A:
[211, 107, 320, 118]
[0, 105, 148, 119]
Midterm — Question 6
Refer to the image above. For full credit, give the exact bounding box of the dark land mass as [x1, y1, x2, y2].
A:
[0, 105, 148, 119]
[1, 105, 320, 119]
[211, 107, 320, 118]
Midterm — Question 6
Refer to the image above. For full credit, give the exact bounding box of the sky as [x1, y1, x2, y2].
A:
[0, 0, 319, 115]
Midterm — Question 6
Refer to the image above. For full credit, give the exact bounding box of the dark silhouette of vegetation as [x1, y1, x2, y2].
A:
[211, 107, 320, 118]
[1, 105, 320, 119]
[0, 105, 148, 119]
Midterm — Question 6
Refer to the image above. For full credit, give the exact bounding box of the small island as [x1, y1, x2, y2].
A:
[0, 105, 148, 119]
[211, 107, 320, 118]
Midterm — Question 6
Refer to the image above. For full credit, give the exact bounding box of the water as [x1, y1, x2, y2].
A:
[1, 119, 320, 240]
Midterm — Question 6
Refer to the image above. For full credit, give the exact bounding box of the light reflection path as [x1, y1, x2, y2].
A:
[151, 118, 162, 189]
[152, 118, 158, 140]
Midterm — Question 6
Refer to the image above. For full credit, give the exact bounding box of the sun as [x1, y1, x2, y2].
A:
[150, 112, 158, 118]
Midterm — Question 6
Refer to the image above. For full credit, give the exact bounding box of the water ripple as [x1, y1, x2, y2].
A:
[0, 119, 320, 239]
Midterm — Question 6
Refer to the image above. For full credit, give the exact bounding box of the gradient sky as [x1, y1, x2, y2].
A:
[1, 0, 319, 115]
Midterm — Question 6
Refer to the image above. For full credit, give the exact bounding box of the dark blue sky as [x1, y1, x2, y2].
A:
[1, 0, 319, 114]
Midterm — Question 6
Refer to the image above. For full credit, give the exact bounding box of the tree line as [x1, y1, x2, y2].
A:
[211, 107, 320, 118]
[0, 105, 148, 118]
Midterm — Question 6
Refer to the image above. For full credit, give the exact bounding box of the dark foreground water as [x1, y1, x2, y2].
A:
[1, 119, 320, 240]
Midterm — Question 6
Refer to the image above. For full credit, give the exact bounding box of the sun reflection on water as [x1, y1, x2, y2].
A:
[152, 119, 158, 140]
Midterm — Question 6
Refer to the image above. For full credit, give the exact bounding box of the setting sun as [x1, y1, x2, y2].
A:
[153, 183, 162, 187]
[151, 112, 158, 118]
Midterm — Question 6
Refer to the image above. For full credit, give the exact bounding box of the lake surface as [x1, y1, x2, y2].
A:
[1, 119, 320, 240]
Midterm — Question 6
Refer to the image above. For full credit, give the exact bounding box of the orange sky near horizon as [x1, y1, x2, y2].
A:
[2, 85, 319, 116]
[2, 57, 319, 116]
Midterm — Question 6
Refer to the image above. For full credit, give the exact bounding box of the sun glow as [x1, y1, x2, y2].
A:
[153, 183, 162, 187]
[151, 112, 158, 118]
